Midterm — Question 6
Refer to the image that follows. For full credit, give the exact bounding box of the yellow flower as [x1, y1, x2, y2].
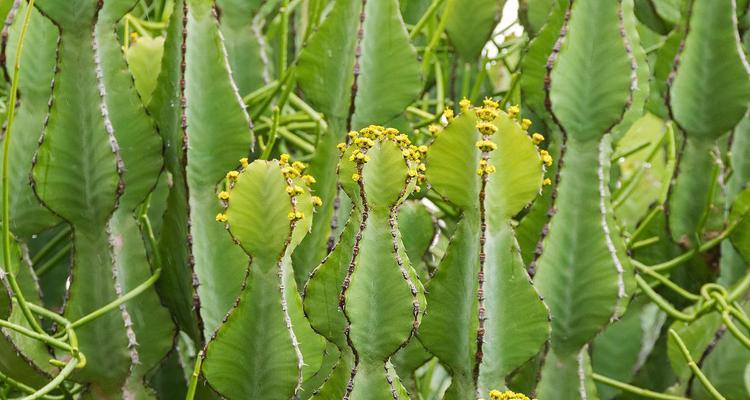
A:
[459, 97, 472, 112]
[539, 150, 553, 166]
[418, 164, 426, 172]
[443, 108, 454, 121]
[384, 127, 399, 138]
[239, 157, 249, 168]
[215, 213, 228, 223]
[302, 175, 317, 185]
[543, 177, 552, 186]
[414, 185, 421, 193]
[311, 196, 323, 207]
[521, 118, 532, 130]
[292, 161, 306, 172]
[279, 153, 290, 165]
[282, 166, 300, 179]
[226, 170, 239, 180]
[476, 107, 499, 122]
[428, 124, 441, 136]
[287, 211, 304, 221]
[218, 191, 230, 200]
[476, 121, 498, 135]
[489, 390, 503, 400]
[337, 142, 347, 152]
[418, 145, 428, 154]
[352, 173, 361, 182]
[531, 133, 545, 144]
[507, 104, 520, 118]
[483, 97, 500, 110]
[348, 131, 359, 140]
[476, 140, 498, 152]
[408, 169, 418, 177]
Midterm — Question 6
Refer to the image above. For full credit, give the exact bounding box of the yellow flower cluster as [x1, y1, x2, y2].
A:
[481, 389, 535, 400]
[473, 98, 501, 176]
[539, 149, 553, 167]
[215, 155, 322, 224]
[337, 125, 426, 191]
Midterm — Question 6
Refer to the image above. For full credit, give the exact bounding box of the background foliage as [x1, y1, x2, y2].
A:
[0, 0, 749, 399]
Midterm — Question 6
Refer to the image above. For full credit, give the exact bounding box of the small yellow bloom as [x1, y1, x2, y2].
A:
[130, 32, 138, 42]
[279, 153, 290, 165]
[218, 191, 230, 200]
[384, 127, 399, 138]
[408, 169, 418, 177]
[286, 186, 296, 196]
[239, 157, 249, 168]
[414, 185, 421, 193]
[459, 97, 472, 112]
[302, 175, 316, 185]
[292, 161, 306, 172]
[483, 97, 500, 110]
[476, 140, 498, 152]
[428, 124, 441, 136]
[337, 142, 347, 152]
[476, 121, 498, 135]
[443, 108, 454, 121]
[531, 133, 545, 144]
[287, 211, 304, 221]
[215, 213, 228, 223]
[282, 166, 300, 179]
[543, 177, 552, 186]
[351, 173, 361, 182]
[226, 170, 239, 180]
[348, 131, 359, 140]
[489, 390, 503, 400]
[476, 107, 499, 122]
[311, 196, 323, 207]
[521, 118, 532, 130]
[507, 104, 520, 118]
[542, 155, 553, 166]
[418, 145, 428, 154]
[418, 164, 426, 172]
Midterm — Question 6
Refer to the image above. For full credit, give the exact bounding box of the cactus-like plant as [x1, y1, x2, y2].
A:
[417, 99, 549, 399]
[303, 125, 426, 399]
[202, 157, 325, 399]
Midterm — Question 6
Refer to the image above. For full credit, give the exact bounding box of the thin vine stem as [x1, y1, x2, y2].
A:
[185, 351, 204, 400]
[2, 0, 43, 334]
[591, 373, 689, 400]
[669, 329, 726, 400]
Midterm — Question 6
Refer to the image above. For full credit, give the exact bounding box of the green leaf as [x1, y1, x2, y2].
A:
[534, 137, 632, 356]
[215, 0, 270, 95]
[150, 0, 255, 340]
[669, 0, 750, 140]
[1, 4, 60, 238]
[125, 36, 165, 106]
[519, 0, 569, 120]
[537, 347, 600, 400]
[32, 0, 132, 393]
[294, 0, 422, 282]
[445, 0, 506, 61]
[667, 312, 722, 381]
[202, 160, 324, 400]
[729, 115, 750, 265]
[420, 110, 548, 398]
[548, 0, 634, 142]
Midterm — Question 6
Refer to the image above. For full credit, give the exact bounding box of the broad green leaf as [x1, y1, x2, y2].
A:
[294, 0, 422, 283]
[519, 0, 569, 120]
[215, 0, 270, 95]
[537, 347, 600, 400]
[150, 0, 255, 340]
[537, 0, 635, 357]
[342, 140, 425, 399]
[444, 0, 506, 61]
[534, 136, 632, 356]
[730, 115, 750, 265]
[203, 160, 324, 400]
[519, 0, 556, 37]
[149, 0, 200, 341]
[667, 0, 750, 242]
[1, 5, 60, 238]
[611, 0, 651, 143]
[420, 110, 548, 398]
[548, 0, 633, 142]
[669, 0, 750, 140]
[125, 36, 165, 106]
[32, 0, 131, 393]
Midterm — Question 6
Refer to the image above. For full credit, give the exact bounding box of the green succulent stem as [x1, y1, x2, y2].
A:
[2, 0, 43, 335]
[409, 0, 445, 39]
[592, 373, 689, 400]
[0, 369, 65, 400]
[185, 351, 203, 400]
[421, 0, 455, 73]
